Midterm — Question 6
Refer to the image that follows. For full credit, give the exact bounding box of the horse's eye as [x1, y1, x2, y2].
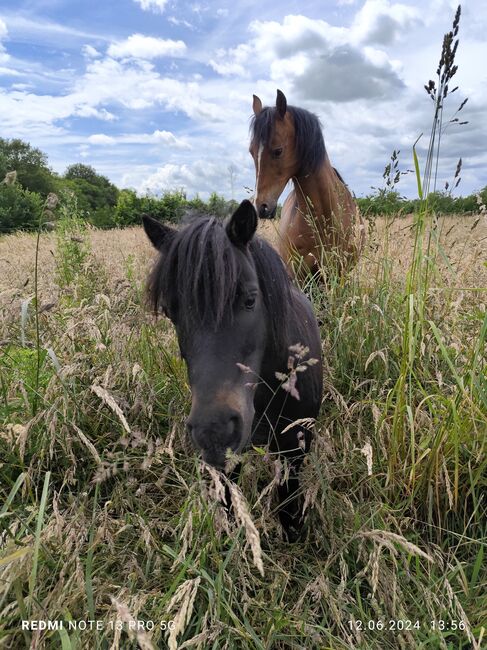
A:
[272, 147, 283, 158]
[244, 296, 256, 310]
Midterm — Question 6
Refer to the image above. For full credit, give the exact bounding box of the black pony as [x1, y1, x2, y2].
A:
[143, 200, 322, 538]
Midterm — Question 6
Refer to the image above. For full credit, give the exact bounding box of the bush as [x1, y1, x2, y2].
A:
[0, 182, 43, 233]
[91, 206, 118, 229]
[357, 190, 417, 217]
[357, 187, 486, 217]
[141, 190, 187, 224]
[113, 189, 142, 227]
[206, 191, 236, 219]
[55, 191, 91, 288]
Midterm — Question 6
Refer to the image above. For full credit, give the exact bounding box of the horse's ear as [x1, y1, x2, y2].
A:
[276, 89, 287, 119]
[226, 200, 257, 247]
[252, 94, 263, 116]
[142, 214, 176, 251]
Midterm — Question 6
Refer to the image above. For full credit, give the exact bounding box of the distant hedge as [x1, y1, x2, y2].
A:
[356, 189, 486, 216]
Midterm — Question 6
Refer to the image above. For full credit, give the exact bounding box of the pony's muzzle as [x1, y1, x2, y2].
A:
[186, 409, 243, 468]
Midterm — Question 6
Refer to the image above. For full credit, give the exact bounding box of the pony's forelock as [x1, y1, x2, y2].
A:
[147, 216, 296, 357]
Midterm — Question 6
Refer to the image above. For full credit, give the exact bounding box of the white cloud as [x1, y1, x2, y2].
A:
[168, 17, 194, 29]
[133, 0, 168, 14]
[211, 14, 405, 102]
[78, 144, 90, 158]
[88, 134, 116, 144]
[0, 14, 108, 46]
[0, 67, 21, 76]
[75, 105, 117, 120]
[88, 130, 190, 148]
[0, 17, 9, 63]
[82, 44, 101, 58]
[72, 56, 221, 120]
[351, 0, 422, 45]
[10, 82, 33, 90]
[139, 159, 233, 196]
[0, 51, 222, 140]
[209, 59, 247, 76]
[107, 34, 186, 59]
[209, 44, 251, 77]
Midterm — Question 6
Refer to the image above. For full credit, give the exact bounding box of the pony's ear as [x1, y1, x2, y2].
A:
[226, 200, 257, 247]
[142, 214, 176, 251]
[252, 94, 263, 116]
[276, 89, 287, 119]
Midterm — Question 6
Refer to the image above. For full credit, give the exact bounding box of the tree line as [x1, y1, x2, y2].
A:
[356, 189, 486, 216]
[1, 137, 485, 234]
[0, 138, 239, 234]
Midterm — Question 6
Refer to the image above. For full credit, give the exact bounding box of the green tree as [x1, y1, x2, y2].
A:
[186, 194, 206, 213]
[0, 138, 57, 196]
[206, 191, 235, 219]
[0, 182, 43, 233]
[65, 163, 103, 185]
[146, 190, 187, 223]
[63, 164, 119, 217]
[114, 189, 142, 227]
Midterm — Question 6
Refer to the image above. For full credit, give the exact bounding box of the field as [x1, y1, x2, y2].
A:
[0, 211, 486, 649]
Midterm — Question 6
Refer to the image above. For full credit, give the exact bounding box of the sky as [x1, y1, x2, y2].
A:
[0, 0, 486, 200]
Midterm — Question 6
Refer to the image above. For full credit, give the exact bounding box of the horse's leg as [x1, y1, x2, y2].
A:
[270, 426, 312, 542]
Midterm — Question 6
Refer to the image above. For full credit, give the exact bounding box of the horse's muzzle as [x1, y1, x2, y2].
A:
[258, 203, 277, 219]
[186, 411, 243, 468]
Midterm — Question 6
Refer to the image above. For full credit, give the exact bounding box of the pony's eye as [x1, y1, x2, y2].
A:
[244, 296, 256, 310]
[272, 147, 283, 158]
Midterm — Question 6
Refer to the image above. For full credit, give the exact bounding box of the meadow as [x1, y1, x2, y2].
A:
[0, 206, 485, 649]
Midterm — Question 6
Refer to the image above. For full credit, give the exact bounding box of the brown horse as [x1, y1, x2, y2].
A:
[250, 90, 364, 276]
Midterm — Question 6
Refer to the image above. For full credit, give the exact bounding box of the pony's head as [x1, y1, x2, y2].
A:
[143, 200, 293, 468]
[250, 89, 325, 219]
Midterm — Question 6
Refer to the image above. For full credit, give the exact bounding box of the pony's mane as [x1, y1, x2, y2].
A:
[250, 105, 326, 176]
[147, 215, 296, 356]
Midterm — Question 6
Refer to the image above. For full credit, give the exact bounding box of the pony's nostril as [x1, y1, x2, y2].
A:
[259, 203, 268, 218]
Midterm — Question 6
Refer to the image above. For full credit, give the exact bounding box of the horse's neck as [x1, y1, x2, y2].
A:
[290, 156, 359, 257]
[293, 156, 350, 222]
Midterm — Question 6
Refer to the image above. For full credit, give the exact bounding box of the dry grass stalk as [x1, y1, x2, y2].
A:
[91, 384, 131, 433]
[72, 422, 102, 464]
[225, 479, 264, 576]
[165, 576, 201, 650]
[110, 597, 155, 650]
[360, 439, 373, 476]
[360, 530, 434, 563]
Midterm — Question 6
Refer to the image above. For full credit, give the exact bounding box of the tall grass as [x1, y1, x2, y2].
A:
[0, 5, 486, 649]
[0, 219, 485, 649]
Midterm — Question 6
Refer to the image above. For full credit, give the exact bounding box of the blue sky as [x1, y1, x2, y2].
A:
[0, 0, 485, 199]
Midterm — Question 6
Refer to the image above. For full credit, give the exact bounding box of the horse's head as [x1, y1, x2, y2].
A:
[143, 201, 267, 468]
[250, 90, 326, 220]
[250, 89, 298, 219]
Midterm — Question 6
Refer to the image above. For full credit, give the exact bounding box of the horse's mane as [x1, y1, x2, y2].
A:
[147, 215, 297, 357]
[250, 105, 326, 177]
